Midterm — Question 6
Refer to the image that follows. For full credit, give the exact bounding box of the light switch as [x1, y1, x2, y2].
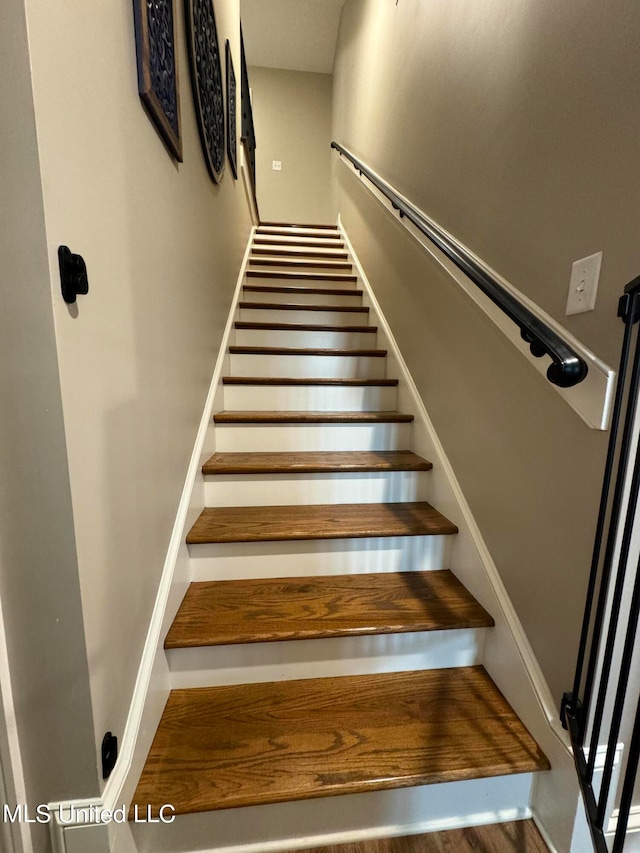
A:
[566, 252, 602, 315]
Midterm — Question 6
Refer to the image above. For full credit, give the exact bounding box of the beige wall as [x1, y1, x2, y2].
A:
[249, 66, 335, 224]
[330, 0, 639, 700]
[0, 0, 98, 849]
[19, 0, 252, 795]
[333, 0, 640, 369]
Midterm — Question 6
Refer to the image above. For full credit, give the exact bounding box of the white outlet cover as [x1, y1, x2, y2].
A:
[272, 160, 282, 171]
[566, 251, 602, 315]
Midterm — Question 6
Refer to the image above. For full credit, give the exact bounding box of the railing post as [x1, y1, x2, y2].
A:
[563, 275, 640, 852]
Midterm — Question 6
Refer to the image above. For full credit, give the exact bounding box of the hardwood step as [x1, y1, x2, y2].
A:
[186, 501, 456, 544]
[213, 411, 414, 424]
[235, 322, 376, 333]
[254, 237, 344, 248]
[255, 228, 341, 238]
[130, 666, 549, 816]
[249, 246, 348, 258]
[202, 450, 430, 475]
[247, 270, 357, 282]
[222, 377, 398, 386]
[228, 346, 386, 357]
[165, 570, 494, 649]
[243, 285, 362, 297]
[258, 222, 339, 230]
[250, 257, 352, 270]
[239, 302, 369, 314]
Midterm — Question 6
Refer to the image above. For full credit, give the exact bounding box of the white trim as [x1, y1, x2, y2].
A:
[532, 814, 561, 853]
[336, 152, 615, 431]
[0, 593, 31, 853]
[610, 805, 640, 834]
[47, 226, 256, 850]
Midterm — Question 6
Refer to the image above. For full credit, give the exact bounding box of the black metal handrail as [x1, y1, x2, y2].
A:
[331, 141, 588, 389]
[562, 276, 640, 853]
[240, 26, 257, 205]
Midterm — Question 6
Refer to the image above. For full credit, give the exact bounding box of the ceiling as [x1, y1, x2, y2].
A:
[241, 0, 347, 74]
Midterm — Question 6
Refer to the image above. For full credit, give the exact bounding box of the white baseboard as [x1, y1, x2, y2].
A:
[46, 226, 256, 852]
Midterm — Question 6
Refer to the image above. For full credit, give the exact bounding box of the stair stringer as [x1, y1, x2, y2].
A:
[46, 226, 258, 853]
[338, 217, 583, 853]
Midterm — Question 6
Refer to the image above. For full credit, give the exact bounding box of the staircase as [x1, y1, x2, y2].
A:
[130, 223, 550, 850]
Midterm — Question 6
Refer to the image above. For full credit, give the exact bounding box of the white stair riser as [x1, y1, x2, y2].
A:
[246, 273, 357, 288]
[256, 228, 341, 239]
[239, 307, 369, 326]
[242, 288, 361, 306]
[229, 353, 386, 379]
[222, 383, 397, 411]
[214, 422, 411, 452]
[204, 470, 428, 506]
[167, 628, 487, 688]
[234, 328, 376, 349]
[189, 534, 451, 580]
[134, 774, 534, 853]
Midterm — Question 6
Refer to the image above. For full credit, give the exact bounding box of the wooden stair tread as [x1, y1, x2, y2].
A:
[256, 225, 342, 240]
[186, 501, 457, 544]
[222, 377, 398, 386]
[246, 270, 357, 281]
[244, 285, 362, 297]
[235, 322, 376, 333]
[254, 238, 345, 248]
[213, 411, 413, 424]
[130, 666, 549, 815]
[250, 258, 352, 270]
[228, 346, 386, 357]
[202, 450, 431, 475]
[239, 302, 369, 313]
[250, 246, 348, 257]
[259, 221, 338, 229]
[165, 570, 491, 648]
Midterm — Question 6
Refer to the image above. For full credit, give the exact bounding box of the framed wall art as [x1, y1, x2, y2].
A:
[225, 40, 237, 179]
[132, 0, 183, 161]
[184, 0, 225, 183]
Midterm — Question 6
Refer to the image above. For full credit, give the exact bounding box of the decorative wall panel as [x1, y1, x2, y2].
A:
[185, 0, 225, 183]
[226, 40, 237, 179]
[133, 0, 183, 161]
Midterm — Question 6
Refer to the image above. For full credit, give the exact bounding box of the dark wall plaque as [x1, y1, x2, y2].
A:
[133, 0, 183, 161]
[226, 40, 237, 180]
[184, 0, 225, 183]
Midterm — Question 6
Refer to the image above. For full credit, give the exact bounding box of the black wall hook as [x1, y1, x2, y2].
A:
[58, 246, 89, 304]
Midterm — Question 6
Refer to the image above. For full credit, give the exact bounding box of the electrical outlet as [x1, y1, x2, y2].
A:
[566, 251, 602, 315]
[272, 160, 282, 171]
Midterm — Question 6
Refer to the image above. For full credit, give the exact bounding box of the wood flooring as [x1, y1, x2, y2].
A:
[290, 820, 549, 852]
